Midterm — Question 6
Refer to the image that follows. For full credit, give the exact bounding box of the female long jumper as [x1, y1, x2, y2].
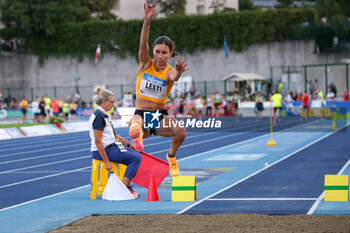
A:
[129, 3, 189, 177]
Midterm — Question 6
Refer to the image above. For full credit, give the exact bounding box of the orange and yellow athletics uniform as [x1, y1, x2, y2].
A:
[135, 60, 172, 103]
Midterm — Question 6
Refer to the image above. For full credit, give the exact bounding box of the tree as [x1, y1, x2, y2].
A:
[239, 0, 260, 11]
[0, 0, 90, 39]
[79, 0, 117, 20]
[157, 0, 186, 16]
[275, 0, 294, 9]
[209, 0, 225, 13]
[314, 0, 344, 22]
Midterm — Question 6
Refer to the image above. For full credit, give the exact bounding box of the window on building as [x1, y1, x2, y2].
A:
[197, 5, 205, 14]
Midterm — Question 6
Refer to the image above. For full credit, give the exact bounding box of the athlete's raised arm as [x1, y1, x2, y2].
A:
[138, 3, 155, 74]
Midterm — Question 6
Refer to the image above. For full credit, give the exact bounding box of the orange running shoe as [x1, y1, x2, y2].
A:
[129, 122, 143, 152]
[166, 153, 180, 177]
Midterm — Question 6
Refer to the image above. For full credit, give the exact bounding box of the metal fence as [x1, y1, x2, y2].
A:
[1, 81, 228, 105]
[271, 63, 350, 98]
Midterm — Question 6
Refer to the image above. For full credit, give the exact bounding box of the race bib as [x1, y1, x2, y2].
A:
[139, 73, 168, 100]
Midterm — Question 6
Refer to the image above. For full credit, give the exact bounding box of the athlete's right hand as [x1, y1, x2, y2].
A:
[144, 3, 155, 21]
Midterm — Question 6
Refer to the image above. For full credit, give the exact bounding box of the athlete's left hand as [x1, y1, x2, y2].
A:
[175, 59, 189, 74]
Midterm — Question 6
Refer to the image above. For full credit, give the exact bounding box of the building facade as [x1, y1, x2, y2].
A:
[112, 0, 239, 20]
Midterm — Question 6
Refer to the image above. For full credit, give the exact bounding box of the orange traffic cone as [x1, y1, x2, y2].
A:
[146, 174, 160, 201]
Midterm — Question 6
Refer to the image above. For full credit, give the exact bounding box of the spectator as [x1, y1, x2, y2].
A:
[0, 90, 4, 103]
[39, 97, 46, 122]
[302, 91, 310, 118]
[206, 94, 213, 117]
[9, 98, 18, 109]
[44, 94, 51, 116]
[51, 98, 59, 117]
[315, 88, 325, 104]
[255, 92, 265, 122]
[326, 88, 335, 100]
[70, 100, 78, 121]
[177, 96, 186, 117]
[63, 99, 70, 121]
[278, 81, 283, 94]
[122, 92, 133, 107]
[57, 97, 64, 117]
[343, 89, 349, 101]
[32, 96, 40, 123]
[309, 80, 314, 98]
[246, 82, 252, 100]
[285, 91, 293, 102]
[314, 79, 319, 97]
[232, 91, 240, 121]
[297, 93, 303, 101]
[292, 91, 298, 101]
[213, 91, 222, 117]
[20, 96, 28, 122]
[194, 95, 204, 117]
[330, 83, 337, 97]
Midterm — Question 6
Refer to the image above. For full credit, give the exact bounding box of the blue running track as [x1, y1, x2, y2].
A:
[0, 117, 349, 233]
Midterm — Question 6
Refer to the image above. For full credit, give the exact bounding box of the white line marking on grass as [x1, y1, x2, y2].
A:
[307, 158, 350, 215]
[177, 123, 349, 214]
[208, 198, 318, 201]
[0, 166, 91, 189]
[0, 185, 90, 212]
[0, 155, 90, 174]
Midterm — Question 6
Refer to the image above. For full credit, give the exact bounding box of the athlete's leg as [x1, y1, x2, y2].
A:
[129, 114, 144, 152]
[154, 116, 186, 176]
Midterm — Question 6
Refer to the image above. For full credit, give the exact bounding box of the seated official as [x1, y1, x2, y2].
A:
[89, 86, 142, 198]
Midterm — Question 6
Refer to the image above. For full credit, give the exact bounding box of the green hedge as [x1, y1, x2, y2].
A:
[1, 8, 317, 62]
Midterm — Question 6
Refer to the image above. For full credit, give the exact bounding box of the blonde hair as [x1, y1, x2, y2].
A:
[94, 86, 114, 105]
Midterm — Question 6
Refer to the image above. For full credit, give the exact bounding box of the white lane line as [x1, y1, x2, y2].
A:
[1, 170, 90, 174]
[0, 132, 90, 149]
[208, 198, 318, 201]
[307, 158, 350, 215]
[0, 138, 90, 152]
[0, 142, 90, 158]
[0, 148, 89, 165]
[0, 185, 90, 212]
[177, 122, 349, 214]
[0, 155, 90, 174]
[0, 166, 91, 189]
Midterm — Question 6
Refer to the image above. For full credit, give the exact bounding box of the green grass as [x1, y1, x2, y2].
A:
[0, 122, 47, 129]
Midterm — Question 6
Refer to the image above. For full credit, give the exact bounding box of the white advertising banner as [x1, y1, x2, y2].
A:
[20, 125, 52, 136]
[0, 129, 11, 140]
